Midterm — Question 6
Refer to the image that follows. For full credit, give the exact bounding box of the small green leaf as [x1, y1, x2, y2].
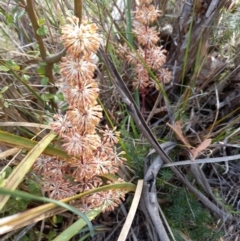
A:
[41, 93, 54, 101]
[37, 26, 48, 36]
[41, 76, 49, 85]
[1, 86, 9, 93]
[25, 178, 41, 196]
[6, 15, 14, 24]
[23, 74, 30, 81]
[0, 66, 10, 72]
[52, 215, 58, 224]
[5, 60, 20, 71]
[11, 64, 20, 71]
[5, 166, 12, 177]
[37, 66, 45, 76]
[53, 64, 60, 74]
[54, 92, 64, 102]
[6, 60, 14, 66]
[48, 230, 58, 240]
[38, 18, 45, 26]
[4, 101, 9, 108]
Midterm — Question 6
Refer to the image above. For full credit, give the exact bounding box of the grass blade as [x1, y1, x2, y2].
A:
[0, 187, 94, 237]
[0, 132, 57, 210]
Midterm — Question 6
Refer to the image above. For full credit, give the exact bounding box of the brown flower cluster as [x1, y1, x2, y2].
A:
[34, 16, 126, 212]
[120, 0, 171, 91]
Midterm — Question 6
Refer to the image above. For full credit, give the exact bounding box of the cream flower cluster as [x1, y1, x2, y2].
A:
[35, 16, 126, 211]
[120, 0, 171, 90]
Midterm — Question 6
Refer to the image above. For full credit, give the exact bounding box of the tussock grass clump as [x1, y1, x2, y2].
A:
[0, 0, 240, 240]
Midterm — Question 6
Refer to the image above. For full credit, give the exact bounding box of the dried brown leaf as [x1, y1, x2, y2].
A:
[166, 121, 191, 148]
[190, 138, 212, 160]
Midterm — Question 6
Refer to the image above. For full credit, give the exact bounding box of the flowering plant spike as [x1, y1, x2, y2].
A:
[34, 16, 126, 212]
[119, 0, 171, 113]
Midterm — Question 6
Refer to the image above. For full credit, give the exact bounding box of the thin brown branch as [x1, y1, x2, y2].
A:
[25, 0, 47, 60]
[74, 0, 82, 24]
[24, 0, 58, 107]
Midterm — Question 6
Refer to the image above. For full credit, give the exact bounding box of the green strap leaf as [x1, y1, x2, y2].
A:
[0, 187, 94, 237]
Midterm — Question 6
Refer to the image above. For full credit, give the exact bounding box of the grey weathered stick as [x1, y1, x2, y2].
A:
[143, 155, 169, 241]
[162, 153, 240, 167]
[205, 0, 220, 18]
[142, 142, 175, 241]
